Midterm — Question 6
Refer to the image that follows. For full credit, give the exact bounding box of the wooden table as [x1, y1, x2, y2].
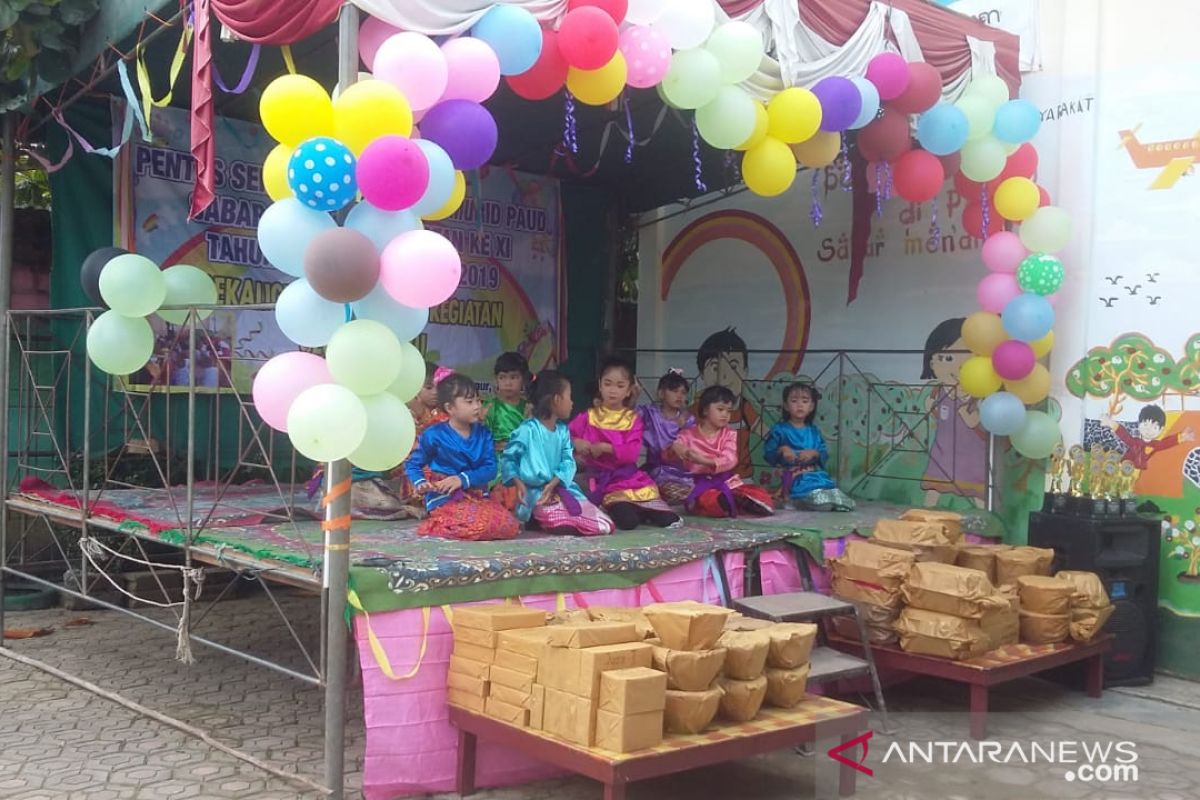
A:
[450, 695, 869, 800]
[828, 634, 1113, 739]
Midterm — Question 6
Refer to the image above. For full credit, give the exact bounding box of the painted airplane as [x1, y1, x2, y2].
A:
[1117, 124, 1200, 189]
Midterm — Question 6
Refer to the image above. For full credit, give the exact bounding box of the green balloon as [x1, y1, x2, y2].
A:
[349, 393, 417, 471]
[660, 49, 721, 111]
[965, 73, 1011, 110]
[326, 319, 402, 396]
[955, 94, 995, 141]
[1010, 409, 1061, 459]
[86, 311, 154, 375]
[98, 254, 166, 317]
[387, 341, 427, 403]
[959, 136, 1007, 182]
[158, 264, 219, 325]
[696, 87, 757, 150]
[287, 384, 367, 462]
[1019, 206, 1072, 253]
[1017, 253, 1064, 296]
[704, 21, 764, 85]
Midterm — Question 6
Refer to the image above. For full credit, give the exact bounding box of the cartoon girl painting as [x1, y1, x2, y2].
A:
[920, 318, 988, 508]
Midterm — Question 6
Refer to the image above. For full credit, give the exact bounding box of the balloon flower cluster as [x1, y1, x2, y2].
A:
[82, 248, 218, 376]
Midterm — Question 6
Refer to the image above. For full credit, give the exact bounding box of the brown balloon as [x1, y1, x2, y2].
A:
[303, 228, 380, 303]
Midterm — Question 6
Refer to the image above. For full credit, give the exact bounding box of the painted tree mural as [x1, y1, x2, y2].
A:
[1066, 333, 1184, 413]
[1164, 516, 1200, 583]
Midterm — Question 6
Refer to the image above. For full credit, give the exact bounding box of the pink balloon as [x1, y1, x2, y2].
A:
[557, 7, 619, 70]
[380, 230, 462, 308]
[619, 25, 671, 89]
[359, 16, 402, 72]
[977, 272, 1022, 314]
[252, 352, 332, 432]
[992, 339, 1036, 380]
[440, 37, 501, 103]
[357, 136, 430, 211]
[866, 52, 909, 100]
[981, 231, 1027, 274]
[374, 32, 448, 112]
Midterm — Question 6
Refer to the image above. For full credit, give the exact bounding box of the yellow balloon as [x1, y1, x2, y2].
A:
[566, 53, 627, 107]
[259, 74, 334, 147]
[960, 356, 1003, 398]
[742, 137, 797, 197]
[262, 143, 293, 201]
[1031, 330, 1055, 359]
[333, 79, 414, 155]
[766, 87, 822, 144]
[1005, 363, 1051, 404]
[735, 102, 769, 152]
[994, 176, 1040, 222]
[423, 171, 466, 221]
[962, 311, 1007, 356]
[791, 130, 841, 168]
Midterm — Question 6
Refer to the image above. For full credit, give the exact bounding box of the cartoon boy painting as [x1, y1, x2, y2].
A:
[920, 318, 988, 508]
[1103, 405, 1195, 468]
[695, 327, 764, 476]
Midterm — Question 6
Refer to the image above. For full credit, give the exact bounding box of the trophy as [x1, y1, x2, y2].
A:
[1117, 460, 1138, 515]
[1086, 444, 1109, 516]
[1044, 442, 1069, 512]
[1067, 445, 1086, 496]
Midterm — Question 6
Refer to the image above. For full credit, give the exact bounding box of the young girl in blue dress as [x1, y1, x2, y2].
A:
[764, 383, 855, 511]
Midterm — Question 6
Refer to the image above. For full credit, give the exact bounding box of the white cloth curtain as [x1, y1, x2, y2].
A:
[349, 0, 568, 34]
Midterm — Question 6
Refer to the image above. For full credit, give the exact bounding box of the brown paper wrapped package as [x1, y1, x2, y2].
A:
[980, 585, 1020, 649]
[723, 615, 774, 632]
[454, 605, 547, 631]
[1019, 609, 1070, 644]
[663, 687, 723, 734]
[587, 606, 657, 639]
[830, 575, 903, 608]
[545, 621, 639, 649]
[956, 544, 1012, 584]
[454, 626, 499, 649]
[447, 670, 488, 697]
[494, 648, 538, 676]
[650, 644, 727, 691]
[447, 689, 485, 713]
[1056, 571, 1111, 609]
[900, 508, 965, 542]
[644, 602, 733, 651]
[1017, 575, 1076, 615]
[546, 609, 592, 626]
[717, 675, 768, 722]
[765, 623, 818, 668]
[529, 684, 545, 729]
[497, 627, 557, 658]
[594, 709, 664, 753]
[1070, 605, 1115, 642]
[599, 667, 667, 715]
[873, 518, 954, 546]
[540, 642, 652, 697]
[895, 607, 989, 660]
[716, 630, 770, 680]
[453, 642, 496, 664]
[485, 696, 529, 726]
[830, 614, 898, 646]
[995, 547, 1054, 587]
[489, 682, 531, 709]
[542, 687, 596, 746]
[835, 540, 916, 588]
[449, 655, 491, 681]
[764, 665, 811, 708]
[901, 562, 1009, 619]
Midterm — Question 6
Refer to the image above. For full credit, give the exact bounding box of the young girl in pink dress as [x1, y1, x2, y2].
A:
[669, 386, 775, 518]
[569, 358, 682, 530]
[639, 369, 696, 505]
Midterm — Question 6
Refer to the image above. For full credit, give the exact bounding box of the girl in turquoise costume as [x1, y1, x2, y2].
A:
[764, 383, 855, 511]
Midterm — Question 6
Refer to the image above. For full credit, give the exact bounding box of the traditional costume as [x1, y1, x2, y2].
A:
[500, 418, 614, 535]
[670, 426, 774, 517]
[638, 403, 695, 504]
[763, 422, 855, 511]
[484, 396, 528, 451]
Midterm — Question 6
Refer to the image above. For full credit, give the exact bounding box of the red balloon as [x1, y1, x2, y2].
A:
[999, 142, 1038, 181]
[856, 107, 911, 162]
[889, 62, 942, 114]
[568, 0, 628, 23]
[1037, 185, 1051, 206]
[953, 169, 995, 203]
[892, 150, 945, 203]
[962, 202, 1004, 239]
[507, 28, 568, 100]
[557, 7, 619, 70]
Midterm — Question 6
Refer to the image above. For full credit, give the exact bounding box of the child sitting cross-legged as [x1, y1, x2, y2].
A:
[764, 382, 855, 511]
[484, 351, 531, 453]
[669, 385, 775, 518]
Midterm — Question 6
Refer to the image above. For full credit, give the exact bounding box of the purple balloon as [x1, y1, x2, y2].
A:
[418, 100, 498, 171]
[813, 76, 862, 132]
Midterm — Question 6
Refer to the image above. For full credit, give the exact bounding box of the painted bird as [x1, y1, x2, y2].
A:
[1148, 295, 1162, 305]
[1100, 297, 1118, 307]
[1146, 272, 1160, 283]
[1125, 284, 1142, 295]
[1104, 275, 1123, 285]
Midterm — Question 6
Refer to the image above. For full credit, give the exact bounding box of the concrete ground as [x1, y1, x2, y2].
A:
[3, 586, 1200, 800]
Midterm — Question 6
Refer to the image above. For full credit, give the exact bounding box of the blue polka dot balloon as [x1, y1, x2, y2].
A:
[287, 137, 357, 211]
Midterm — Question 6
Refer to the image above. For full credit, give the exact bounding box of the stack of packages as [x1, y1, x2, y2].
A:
[872, 518, 959, 564]
[1057, 571, 1115, 642]
[995, 546, 1055, 587]
[896, 562, 1014, 659]
[714, 627, 770, 722]
[1016, 575, 1075, 644]
[957, 544, 1013, 585]
[900, 509, 965, 541]
[644, 602, 732, 735]
[828, 540, 915, 645]
[447, 605, 548, 715]
[762, 623, 817, 708]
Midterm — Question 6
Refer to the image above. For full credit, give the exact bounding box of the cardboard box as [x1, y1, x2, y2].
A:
[454, 626, 499, 649]
[498, 626, 558, 658]
[1070, 605, 1114, 642]
[1056, 570, 1111, 609]
[830, 575, 903, 609]
[541, 642, 652, 698]
[956, 544, 1012, 585]
[490, 664, 535, 693]
[650, 644, 726, 691]
[588, 606, 656, 639]
[901, 562, 1009, 619]
[446, 670, 489, 697]
[447, 689, 485, 713]
[594, 709, 664, 753]
[599, 667, 667, 715]
[485, 696, 529, 726]
[765, 623, 817, 669]
[529, 684, 545, 729]
[895, 607, 989, 660]
[454, 604, 546, 631]
[546, 621, 639, 649]
[1017, 575, 1075, 615]
[715, 630, 770, 680]
[449, 654, 491, 681]
[899, 508, 964, 542]
[494, 648, 538, 676]
[542, 686, 595, 746]
[453, 642, 497, 664]
[764, 664, 811, 708]
[663, 687, 723, 734]
[644, 602, 733, 651]
[717, 675, 768, 722]
[1019, 610, 1069, 644]
[489, 682, 531, 709]
[995, 547, 1054, 587]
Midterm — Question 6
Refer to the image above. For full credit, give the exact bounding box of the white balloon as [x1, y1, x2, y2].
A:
[350, 282, 429, 343]
[652, 0, 715, 51]
[275, 279, 345, 347]
[626, 0, 667, 26]
[344, 201, 423, 253]
[257, 199, 337, 277]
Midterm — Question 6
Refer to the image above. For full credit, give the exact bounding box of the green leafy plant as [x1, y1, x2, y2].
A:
[1, 0, 100, 112]
[15, 148, 48, 208]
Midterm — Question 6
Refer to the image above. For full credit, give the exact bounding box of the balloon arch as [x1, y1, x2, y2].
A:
[84, 1, 1067, 467]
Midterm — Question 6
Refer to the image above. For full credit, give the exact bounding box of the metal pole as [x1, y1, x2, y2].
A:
[324, 6, 358, 798]
[80, 311, 92, 597]
[0, 114, 15, 635]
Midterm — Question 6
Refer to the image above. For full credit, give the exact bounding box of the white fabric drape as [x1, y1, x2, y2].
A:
[349, 0, 568, 35]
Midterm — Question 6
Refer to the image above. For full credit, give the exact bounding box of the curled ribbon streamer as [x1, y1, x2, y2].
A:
[623, 93, 634, 164]
[213, 43, 261, 94]
[980, 185, 991, 240]
[691, 118, 706, 193]
[840, 137, 851, 191]
[281, 45, 297, 74]
[810, 170, 823, 227]
[929, 202, 941, 248]
[135, 20, 193, 129]
[562, 92, 578, 154]
[874, 162, 883, 217]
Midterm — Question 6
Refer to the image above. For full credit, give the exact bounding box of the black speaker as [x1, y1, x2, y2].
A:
[1028, 511, 1161, 687]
